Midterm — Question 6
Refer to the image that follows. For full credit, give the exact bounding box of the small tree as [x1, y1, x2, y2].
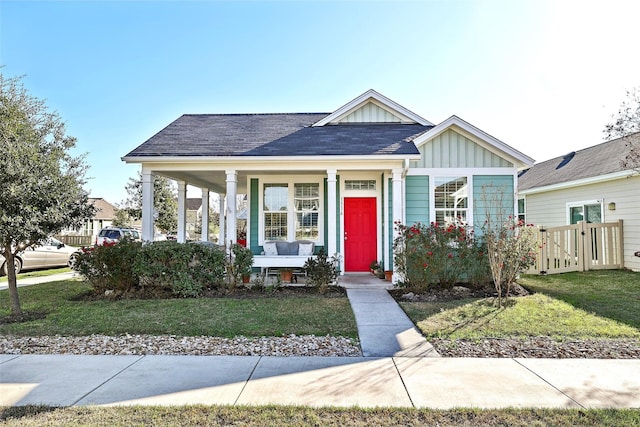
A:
[0, 73, 95, 316]
[604, 87, 640, 173]
[480, 185, 537, 307]
[120, 171, 178, 232]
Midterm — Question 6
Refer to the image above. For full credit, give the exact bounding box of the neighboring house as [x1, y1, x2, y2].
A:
[123, 89, 534, 275]
[186, 198, 202, 236]
[61, 197, 116, 238]
[518, 134, 640, 271]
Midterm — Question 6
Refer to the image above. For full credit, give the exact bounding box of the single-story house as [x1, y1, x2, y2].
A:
[123, 89, 534, 276]
[518, 134, 640, 271]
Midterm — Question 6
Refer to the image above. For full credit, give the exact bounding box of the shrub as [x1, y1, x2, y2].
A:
[393, 220, 491, 292]
[73, 238, 141, 295]
[133, 241, 226, 298]
[304, 249, 340, 293]
[226, 243, 254, 288]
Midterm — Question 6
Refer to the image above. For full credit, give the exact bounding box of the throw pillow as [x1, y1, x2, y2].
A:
[298, 242, 314, 256]
[263, 242, 278, 256]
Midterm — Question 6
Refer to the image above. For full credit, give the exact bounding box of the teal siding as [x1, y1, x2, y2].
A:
[250, 178, 260, 253]
[473, 175, 515, 234]
[405, 175, 430, 226]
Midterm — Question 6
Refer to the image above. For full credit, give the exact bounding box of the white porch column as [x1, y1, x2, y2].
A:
[218, 194, 226, 244]
[225, 170, 237, 247]
[327, 169, 337, 257]
[201, 188, 209, 242]
[177, 180, 187, 243]
[391, 169, 404, 277]
[141, 170, 155, 242]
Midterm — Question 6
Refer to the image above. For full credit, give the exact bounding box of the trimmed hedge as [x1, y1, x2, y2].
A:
[74, 240, 226, 298]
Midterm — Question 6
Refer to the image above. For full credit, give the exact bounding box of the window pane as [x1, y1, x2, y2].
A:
[264, 184, 288, 211]
[585, 204, 602, 223]
[570, 206, 584, 224]
[294, 183, 319, 240]
[345, 180, 376, 190]
[265, 212, 288, 240]
[296, 212, 318, 240]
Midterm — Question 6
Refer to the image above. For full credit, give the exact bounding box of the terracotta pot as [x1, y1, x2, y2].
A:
[280, 270, 293, 283]
[242, 274, 251, 284]
[384, 270, 393, 281]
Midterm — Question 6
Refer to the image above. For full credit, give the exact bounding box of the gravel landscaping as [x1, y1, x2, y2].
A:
[2, 334, 639, 359]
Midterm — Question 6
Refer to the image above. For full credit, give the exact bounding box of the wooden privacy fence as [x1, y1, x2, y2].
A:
[527, 220, 624, 275]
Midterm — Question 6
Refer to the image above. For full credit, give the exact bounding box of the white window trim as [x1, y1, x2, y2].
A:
[258, 176, 325, 246]
[566, 199, 603, 225]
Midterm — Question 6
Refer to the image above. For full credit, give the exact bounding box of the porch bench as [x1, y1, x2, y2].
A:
[252, 240, 316, 275]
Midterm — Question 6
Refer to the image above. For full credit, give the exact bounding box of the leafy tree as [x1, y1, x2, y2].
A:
[0, 73, 95, 316]
[121, 171, 177, 232]
[604, 87, 640, 172]
[111, 207, 134, 227]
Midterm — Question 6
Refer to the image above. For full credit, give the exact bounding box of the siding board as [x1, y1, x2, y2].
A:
[418, 129, 513, 168]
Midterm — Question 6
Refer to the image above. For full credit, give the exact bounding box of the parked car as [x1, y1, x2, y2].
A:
[166, 231, 190, 241]
[0, 237, 81, 276]
[95, 227, 141, 246]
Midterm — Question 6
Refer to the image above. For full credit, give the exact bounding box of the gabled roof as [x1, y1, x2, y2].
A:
[123, 113, 426, 159]
[89, 198, 116, 220]
[312, 89, 433, 127]
[518, 134, 638, 191]
[186, 198, 202, 211]
[412, 115, 535, 169]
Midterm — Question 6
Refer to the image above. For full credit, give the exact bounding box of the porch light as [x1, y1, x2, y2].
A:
[608, 202, 616, 211]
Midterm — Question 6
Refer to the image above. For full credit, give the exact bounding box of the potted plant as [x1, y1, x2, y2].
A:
[369, 260, 382, 275]
[279, 268, 294, 283]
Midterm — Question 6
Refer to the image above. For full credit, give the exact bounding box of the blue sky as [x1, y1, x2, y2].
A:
[2, 0, 639, 204]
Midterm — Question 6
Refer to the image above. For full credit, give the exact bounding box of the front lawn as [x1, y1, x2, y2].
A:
[400, 270, 640, 340]
[1, 405, 638, 427]
[0, 281, 358, 339]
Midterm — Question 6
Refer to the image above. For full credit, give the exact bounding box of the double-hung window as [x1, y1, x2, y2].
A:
[434, 176, 468, 225]
[294, 183, 319, 240]
[264, 184, 289, 240]
[262, 180, 322, 243]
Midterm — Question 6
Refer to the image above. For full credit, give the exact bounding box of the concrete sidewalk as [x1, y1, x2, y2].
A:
[0, 272, 77, 290]
[2, 354, 639, 408]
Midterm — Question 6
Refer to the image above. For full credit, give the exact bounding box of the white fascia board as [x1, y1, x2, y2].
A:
[123, 154, 421, 170]
[519, 170, 636, 195]
[312, 89, 433, 127]
[412, 115, 535, 168]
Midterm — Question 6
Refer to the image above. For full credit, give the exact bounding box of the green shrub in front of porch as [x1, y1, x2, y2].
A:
[393, 220, 491, 292]
[74, 240, 227, 298]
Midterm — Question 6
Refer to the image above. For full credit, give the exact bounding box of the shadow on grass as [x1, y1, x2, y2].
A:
[0, 405, 61, 421]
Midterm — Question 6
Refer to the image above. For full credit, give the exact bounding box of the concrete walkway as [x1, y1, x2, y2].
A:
[0, 272, 77, 291]
[1, 273, 639, 409]
[341, 274, 439, 357]
[2, 354, 639, 408]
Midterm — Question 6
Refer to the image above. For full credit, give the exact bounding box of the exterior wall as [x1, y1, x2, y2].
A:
[473, 175, 515, 234]
[412, 129, 513, 169]
[523, 175, 640, 271]
[405, 176, 430, 225]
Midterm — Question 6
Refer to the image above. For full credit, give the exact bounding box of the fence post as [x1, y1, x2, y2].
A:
[539, 226, 547, 274]
[618, 220, 624, 269]
[578, 221, 588, 271]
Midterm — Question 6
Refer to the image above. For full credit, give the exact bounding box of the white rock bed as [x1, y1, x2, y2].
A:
[0, 334, 363, 357]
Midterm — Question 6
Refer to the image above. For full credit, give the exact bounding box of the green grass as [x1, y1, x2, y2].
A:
[1, 406, 638, 427]
[519, 270, 640, 328]
[0, 267, 71, 283]
[400, 270, 640, 340]
[0, 281, 358, 338]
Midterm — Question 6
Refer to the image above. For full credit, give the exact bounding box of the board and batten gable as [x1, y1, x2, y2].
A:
[521, 174, 640, 271]
[337, 101, 404, 124]
[411, 129, 514, 169]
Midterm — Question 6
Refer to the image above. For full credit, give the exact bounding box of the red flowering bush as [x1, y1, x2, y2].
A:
[393, 219, 490, 292]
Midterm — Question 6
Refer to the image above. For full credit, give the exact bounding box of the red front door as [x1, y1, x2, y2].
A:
[344, 197, 377, 272]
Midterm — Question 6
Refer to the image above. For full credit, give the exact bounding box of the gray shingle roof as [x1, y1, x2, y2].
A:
[124, 113, 428, 158]
[518, 134, 638, 190]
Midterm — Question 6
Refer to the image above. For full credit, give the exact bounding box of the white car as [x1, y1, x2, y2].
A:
[0, 237, 81, 275]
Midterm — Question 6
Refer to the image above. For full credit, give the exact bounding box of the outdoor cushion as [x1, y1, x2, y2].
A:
[263, 242, 278, 256]
[298, 242, 314, 256]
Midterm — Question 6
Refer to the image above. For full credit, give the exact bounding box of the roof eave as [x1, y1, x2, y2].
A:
[519, 170, 637, 195]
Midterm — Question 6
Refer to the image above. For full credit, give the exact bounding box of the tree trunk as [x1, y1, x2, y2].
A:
[3, 249, 22, 316]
